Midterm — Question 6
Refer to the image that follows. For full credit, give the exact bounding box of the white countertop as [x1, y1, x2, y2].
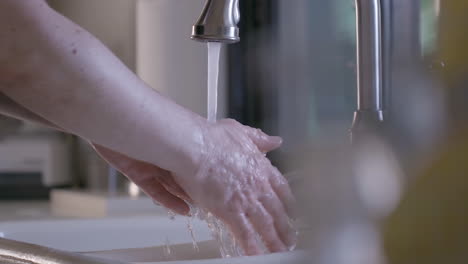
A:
[0, 201, 58, 222]
[0, 195, 165, 222]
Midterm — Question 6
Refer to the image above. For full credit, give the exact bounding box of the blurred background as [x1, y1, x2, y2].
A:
[1, 0, 467, 263]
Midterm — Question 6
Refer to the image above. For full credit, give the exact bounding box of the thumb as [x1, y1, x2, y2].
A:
[245, 127, 283, 153]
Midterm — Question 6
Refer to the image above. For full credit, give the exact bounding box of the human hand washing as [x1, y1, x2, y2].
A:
[169, 119, 297, 255]
[0, 0, 297, 256]
[94, 119, 297, 255]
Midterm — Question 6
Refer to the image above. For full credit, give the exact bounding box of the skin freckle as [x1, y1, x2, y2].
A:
[72, 49, 77, 55]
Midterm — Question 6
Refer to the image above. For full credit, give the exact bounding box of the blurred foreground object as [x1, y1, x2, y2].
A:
[384, 132, 468, 264]
[0, 238, 124, 264]
[436, 0, 468, 129]
[384, 0, 468, 263]
[290, 132, 403, 264]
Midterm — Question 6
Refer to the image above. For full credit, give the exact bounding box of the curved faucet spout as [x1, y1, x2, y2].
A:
[191, 0, 240, 43]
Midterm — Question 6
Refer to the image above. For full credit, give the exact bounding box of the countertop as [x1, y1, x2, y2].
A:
[0, 195, 164, 222]
[0, 201, 58, 222]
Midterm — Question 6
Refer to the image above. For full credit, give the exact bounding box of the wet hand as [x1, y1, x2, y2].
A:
[93, 145, 192, 216]
[173, 119, 297, 255]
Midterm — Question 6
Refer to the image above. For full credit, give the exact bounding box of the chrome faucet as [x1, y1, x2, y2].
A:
[351, 0, 384, 140]
[191, 0, 240, 43]
[192, 0, 384, 136]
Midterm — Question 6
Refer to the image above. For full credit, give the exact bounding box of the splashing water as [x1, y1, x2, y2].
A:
[288, 218, 299, 251]
[187, 217, 199, 252]
[167, 210, 176, 220]
[163, 42, 240, 258]
[189, 206, 244, 258]
[173, 205, 296, 258]
[201, 211, 245, 258]
[163, 236, 172, 260]
[207, 42, 221, 122]
[205, 41, 245, 257]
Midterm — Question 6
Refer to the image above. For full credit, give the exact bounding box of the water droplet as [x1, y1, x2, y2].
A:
[187, 217, 199, 252]
[168, 210, 176, 220]
[163, 236, 172, 260]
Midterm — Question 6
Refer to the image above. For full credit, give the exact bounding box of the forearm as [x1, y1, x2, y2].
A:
[0, 1, 205, 175]
[0, 93, 60, 130]
[0, 93, 120, 161]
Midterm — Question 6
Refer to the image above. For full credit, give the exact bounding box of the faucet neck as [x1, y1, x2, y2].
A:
[355, 0, 383, 113]
[356, 0, 382, 111]
[351, 0, 384, 141]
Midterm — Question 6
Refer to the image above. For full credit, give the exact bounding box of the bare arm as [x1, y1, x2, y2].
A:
[0, 92, 193, 214]
[0, 0, 204, 176]
[0, 93, 58, 129]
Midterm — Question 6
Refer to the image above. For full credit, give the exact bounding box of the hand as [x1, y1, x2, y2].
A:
[92, 144, 192, 216]
[172, 119, 297, 255]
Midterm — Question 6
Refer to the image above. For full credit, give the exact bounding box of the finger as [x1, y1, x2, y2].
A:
[157, 174, 193, 203]
[124, 166, 190, 215]
[93, 144, 135, 170]
[134, 163, 192, 203]
[94, 145, 193, 207]
[244, 127, 282, 153]
[270, 168, 297, 219]
[259, 190, 298, 250]
[140, 177, 190, 216]
[160, 181, 192, 204]
[221, 213, 264, 256]
[93, 146, 190, 215]
[245, 202, 288, 253]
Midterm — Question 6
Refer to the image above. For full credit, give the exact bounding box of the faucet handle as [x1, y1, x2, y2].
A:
[191, 0, 240, 43]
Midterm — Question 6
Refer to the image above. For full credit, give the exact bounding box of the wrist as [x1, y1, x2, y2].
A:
[166, 114, 209, 178]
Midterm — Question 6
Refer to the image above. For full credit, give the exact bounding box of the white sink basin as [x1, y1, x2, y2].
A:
[0, 215, 306, 263]
[0, 215, 211, 252]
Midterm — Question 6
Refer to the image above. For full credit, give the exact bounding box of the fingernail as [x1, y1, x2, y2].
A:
[286, 220, 299, 250]
[269, 136, 283, 145]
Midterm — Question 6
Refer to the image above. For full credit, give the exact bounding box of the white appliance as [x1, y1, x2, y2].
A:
[0, 134, 70, 199]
